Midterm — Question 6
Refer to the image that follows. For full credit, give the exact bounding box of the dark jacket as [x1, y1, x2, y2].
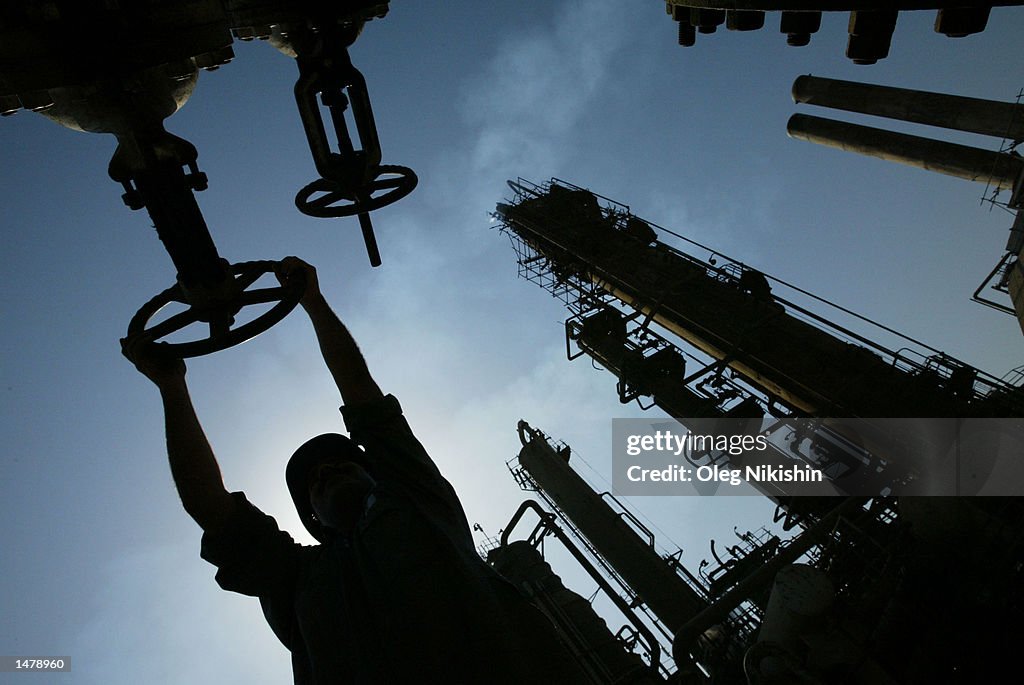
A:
[201, 394, 588, 684]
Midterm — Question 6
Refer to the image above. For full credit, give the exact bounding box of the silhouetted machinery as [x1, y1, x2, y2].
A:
[496, 422, 1024, 684]
[662, 1, 1024, 63]
[0, 1, 416, 357]
[495, 179, 1023, 411]
[786, 75, 1024, 332]
[489, 178, 1024, 683]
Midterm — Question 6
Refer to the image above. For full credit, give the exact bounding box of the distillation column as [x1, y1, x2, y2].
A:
[516, 423, 707, 646]
[496, 181, 1022, 419]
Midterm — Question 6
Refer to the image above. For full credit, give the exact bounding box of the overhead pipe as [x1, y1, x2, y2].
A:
[793, 75, 1024, 141]
[787, 113, 1024, 191]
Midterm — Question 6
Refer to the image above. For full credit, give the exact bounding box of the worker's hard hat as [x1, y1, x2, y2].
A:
[286, 433, 371, 542]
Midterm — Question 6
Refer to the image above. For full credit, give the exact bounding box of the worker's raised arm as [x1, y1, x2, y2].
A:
[275, 257, 384, 407]
[124, 340, 235, 532]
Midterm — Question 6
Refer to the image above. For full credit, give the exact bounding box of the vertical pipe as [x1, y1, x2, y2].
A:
[793, 75, 1024, 141]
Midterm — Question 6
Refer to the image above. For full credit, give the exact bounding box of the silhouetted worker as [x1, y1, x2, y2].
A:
[125, 257, 588, 684]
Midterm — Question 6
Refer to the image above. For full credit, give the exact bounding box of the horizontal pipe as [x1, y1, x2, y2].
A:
[793, 75, 1024, 141]
[787, 113, 1023, 190]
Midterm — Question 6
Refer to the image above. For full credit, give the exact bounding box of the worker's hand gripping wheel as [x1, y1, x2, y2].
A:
[122, 260, 305, 359]
[293, 28, 416, 267]
[108, 127, 308, 360]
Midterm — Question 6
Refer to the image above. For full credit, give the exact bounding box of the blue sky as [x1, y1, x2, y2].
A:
[2, 2, 1023, 681]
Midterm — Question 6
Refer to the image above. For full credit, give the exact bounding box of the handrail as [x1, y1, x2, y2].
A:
[498, 500, 665, 674]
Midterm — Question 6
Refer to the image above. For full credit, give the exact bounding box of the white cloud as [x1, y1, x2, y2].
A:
[458, 0, 631, 176]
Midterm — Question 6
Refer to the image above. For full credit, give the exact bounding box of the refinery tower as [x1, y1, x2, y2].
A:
[486, 178, 1024, 684]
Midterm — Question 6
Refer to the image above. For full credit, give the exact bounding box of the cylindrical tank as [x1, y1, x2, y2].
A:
[757, 563, 834, 654]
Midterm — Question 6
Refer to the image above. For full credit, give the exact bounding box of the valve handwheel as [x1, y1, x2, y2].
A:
[294, 164, 417, 218]
[122, 260, 305, 358]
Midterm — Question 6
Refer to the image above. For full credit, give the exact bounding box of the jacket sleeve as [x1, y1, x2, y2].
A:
[200, 491, 302, 598]
[341, 394, 441, 478]
[341, 394, 474, 545]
